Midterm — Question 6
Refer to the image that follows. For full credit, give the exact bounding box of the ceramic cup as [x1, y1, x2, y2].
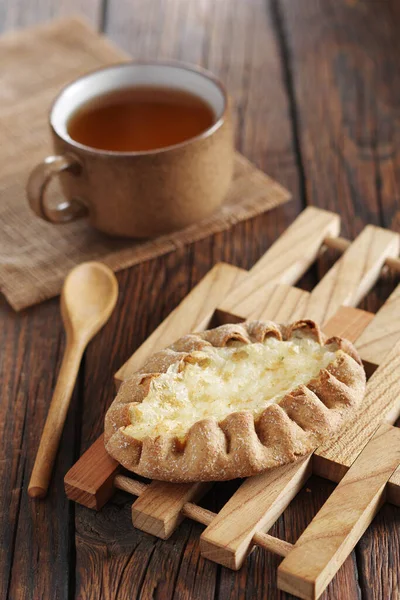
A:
[27, 62, 234, 238]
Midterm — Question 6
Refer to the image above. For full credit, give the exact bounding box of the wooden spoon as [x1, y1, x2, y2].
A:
[28, 262, 118, 499]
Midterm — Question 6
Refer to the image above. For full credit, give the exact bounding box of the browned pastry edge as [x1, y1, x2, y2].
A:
[104, 320, 366, 482]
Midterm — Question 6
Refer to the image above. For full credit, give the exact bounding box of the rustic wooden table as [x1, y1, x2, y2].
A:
[2, 1, 400, 599]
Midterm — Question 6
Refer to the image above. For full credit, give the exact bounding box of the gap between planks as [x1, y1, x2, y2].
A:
[114, 474, 293, 558]
[324, 236, 400, 274]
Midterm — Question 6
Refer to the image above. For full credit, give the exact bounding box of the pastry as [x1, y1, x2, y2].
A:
[105, 320, 366, 482]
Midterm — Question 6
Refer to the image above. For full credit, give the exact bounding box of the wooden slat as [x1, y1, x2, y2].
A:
[131, 481, 212, 539]
[322, 306, 375, 341]
[219, 207, 340, 319]
[115, 263, 247, 384]
[199, 306, 373, 569]
[200, 455, 312, 569]
[355, 284, 400, 369]
[254, 284, 310, 323]
[278, 424, 400, 600]
[314, 338, 400, 490]
[324, 236, 400, 275]
[293, 226, 400, 324]
[64, 435, 119, 510]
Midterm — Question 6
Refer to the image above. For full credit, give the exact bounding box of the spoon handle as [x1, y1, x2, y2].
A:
[28, 338, 84, 499]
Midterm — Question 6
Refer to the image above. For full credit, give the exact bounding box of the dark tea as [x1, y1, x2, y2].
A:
[67, 86, 216, 152]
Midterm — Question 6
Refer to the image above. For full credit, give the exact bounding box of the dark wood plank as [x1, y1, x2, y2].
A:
[356, 502, 400, 600]
[0, 5, 104, 600]
[277, 0, 383, 235]
[0, 0, 103, 33]
[0, 296, 78, 600]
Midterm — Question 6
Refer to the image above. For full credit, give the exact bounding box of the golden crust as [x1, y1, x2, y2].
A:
[105, 320, 366, 482]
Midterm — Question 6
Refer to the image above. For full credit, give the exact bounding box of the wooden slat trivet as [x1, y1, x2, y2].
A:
[65, 207, 400, 600]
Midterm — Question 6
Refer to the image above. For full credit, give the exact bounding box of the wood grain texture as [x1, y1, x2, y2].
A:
[117, 208, 339, 385]
[213, 474, 363, 600]
[131, 481, 212, 540]
[115, 272, 308, 544]
[115, 263, 247, 384]
[114, 265, 246, 541]
[219, 207, 340, 319]
[278, 0, 383, 235]
[0, 8, 104, 600]
[387, 468, 400, 506]
[64, 435, 119, 509]
[68, 263, 244, 523]
[356, 283, 400, 368]
[65, 306, 377, 577]
[356, 499, 400, 600]
[0, 297, 78, 600]
[113, 258, 372, 554]
[278, 424, 400, 600]
[255, 284, 310, 323]
[28, 337, 84, 499]
[200, 455, 312, 570]
[115, 475, 293, 557]
[322, 306, 375, 341]
[0, 0, 102, 32]
[28, 262, 118, 499]
[293, 226, 400, 324]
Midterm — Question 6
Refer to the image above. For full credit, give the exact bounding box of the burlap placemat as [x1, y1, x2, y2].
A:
[0, 18, 290, 311]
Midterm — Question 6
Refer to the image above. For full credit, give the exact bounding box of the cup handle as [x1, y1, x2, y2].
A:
[27, 154, 88, 223]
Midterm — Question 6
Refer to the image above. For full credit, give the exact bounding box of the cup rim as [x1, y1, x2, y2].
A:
[50, 60, 229, 157]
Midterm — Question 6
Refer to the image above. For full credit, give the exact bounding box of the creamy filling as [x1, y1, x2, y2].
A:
[124, 337, 337, 440]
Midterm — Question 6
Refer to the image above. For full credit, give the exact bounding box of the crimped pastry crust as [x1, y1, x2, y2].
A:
[105, 320, 366, 482]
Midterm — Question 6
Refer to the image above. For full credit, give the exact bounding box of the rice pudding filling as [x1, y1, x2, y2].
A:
[124, 337, 338, 441]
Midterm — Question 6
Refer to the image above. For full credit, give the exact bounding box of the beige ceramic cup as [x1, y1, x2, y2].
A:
[27, 62, 234, 238]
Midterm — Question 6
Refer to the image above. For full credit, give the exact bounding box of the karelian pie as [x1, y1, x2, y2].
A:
[105, 320, 366, 482]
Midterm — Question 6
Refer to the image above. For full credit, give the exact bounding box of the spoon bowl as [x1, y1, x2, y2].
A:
[62, 261, 119, 344]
